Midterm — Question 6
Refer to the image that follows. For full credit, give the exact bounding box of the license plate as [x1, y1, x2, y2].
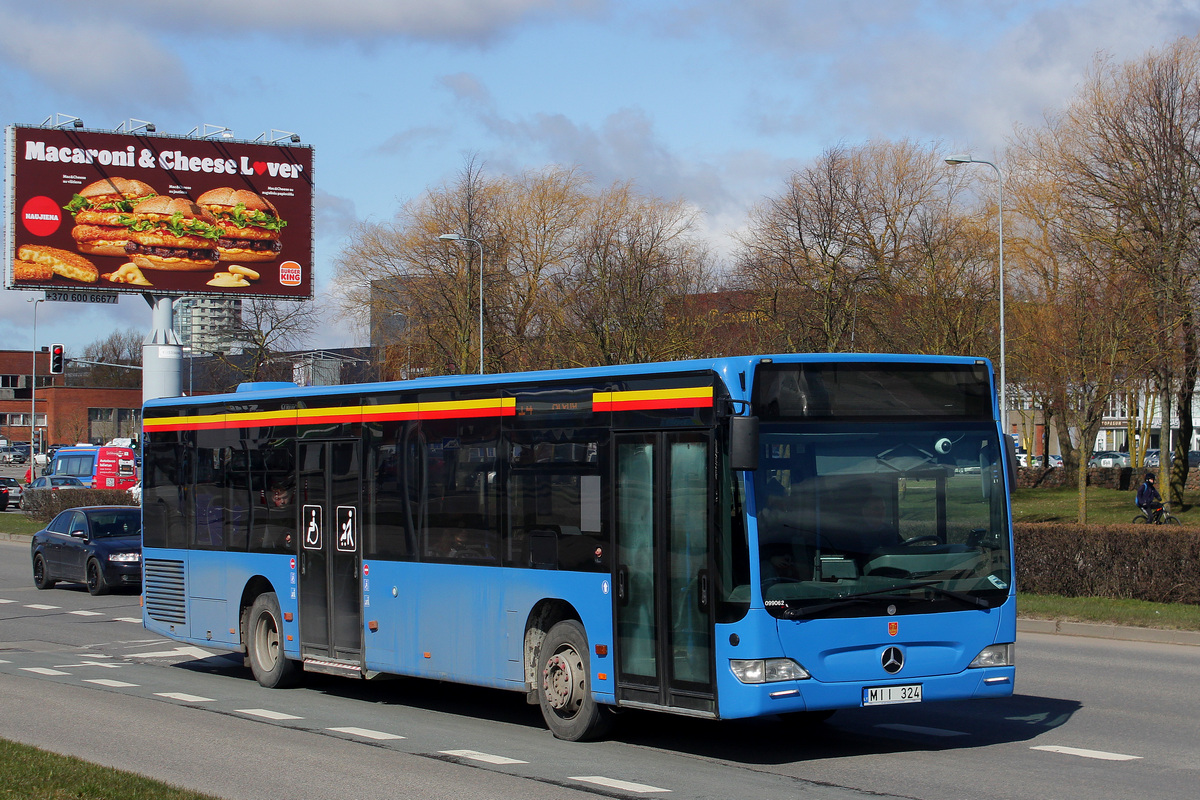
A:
[863, 684, 922, 706]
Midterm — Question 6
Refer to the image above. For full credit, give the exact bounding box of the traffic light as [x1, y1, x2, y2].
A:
[49, 343, 64, 375]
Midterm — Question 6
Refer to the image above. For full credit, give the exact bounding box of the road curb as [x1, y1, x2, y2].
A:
[1017, 617, 1200, 646]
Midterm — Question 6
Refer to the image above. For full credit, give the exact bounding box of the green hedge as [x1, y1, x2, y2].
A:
[1016, 522, 1200, 605]
[21, 489, 137, 522]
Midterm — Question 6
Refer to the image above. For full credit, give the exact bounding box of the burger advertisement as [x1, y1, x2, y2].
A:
[4, 124, 313, 299]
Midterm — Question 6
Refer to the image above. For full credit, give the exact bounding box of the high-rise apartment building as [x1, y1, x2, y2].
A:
[173, 297, 243, 355]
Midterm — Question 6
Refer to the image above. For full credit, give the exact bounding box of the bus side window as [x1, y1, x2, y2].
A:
[421, 415, 499, 563]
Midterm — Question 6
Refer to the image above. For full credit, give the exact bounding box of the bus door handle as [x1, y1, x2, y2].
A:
[616, 566, 629, 604]
[698, 569, 710, 612]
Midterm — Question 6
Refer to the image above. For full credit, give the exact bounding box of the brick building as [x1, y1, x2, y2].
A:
[0, 349, 141, 450]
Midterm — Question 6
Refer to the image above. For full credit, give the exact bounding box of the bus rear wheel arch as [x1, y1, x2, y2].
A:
[537, 619, 613, 741]
[244, 591, 300, 689]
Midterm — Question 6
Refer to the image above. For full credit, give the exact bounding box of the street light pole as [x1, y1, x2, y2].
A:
[28, 298, 44, 463]
[946, 154, 1006, 436]
[438, 233, 485, 374]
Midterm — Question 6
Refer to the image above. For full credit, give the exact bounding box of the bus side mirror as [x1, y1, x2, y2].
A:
[1004, 435, 1017, 489]
[729, 415, 759, 471]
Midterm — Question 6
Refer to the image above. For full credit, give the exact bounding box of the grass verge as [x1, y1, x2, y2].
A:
[0, 738, 221, 800]
[0, 512, 42, 537]
[1011, 484, 1197, 525]
[1018, 593, 1200, 631]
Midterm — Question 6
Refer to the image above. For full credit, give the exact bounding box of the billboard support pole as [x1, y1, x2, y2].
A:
[142, 295, 182, 403]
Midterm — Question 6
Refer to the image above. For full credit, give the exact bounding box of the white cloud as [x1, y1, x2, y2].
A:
[12, 0, 607, 43]
[676, 0, 1200, 155]
[0, 8, 190, 105]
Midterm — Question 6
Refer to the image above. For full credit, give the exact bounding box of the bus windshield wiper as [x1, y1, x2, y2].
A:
[780, 580, 989, 619]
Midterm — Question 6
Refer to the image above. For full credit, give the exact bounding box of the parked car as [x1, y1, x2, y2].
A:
[1088, 450, 1130, 468]
[27, 475, 86, 491]
[0, 483, 8, 512]
[1141, 450, 1200, 468]
[1047, 454, 1063, 467]
[0, 446, 27, 464]
[128, 481, 142, 503]
[30, 506, 142, 595]
[0, 476, 23, 509]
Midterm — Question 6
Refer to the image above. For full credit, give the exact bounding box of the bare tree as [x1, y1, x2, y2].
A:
[78, 328, 144, 388]
[732, 139, 992, 358]
[339, 161, 715, 374]
[557, 183, 715, 366]
[211, 298, 321, 387]
[1014, 35, 1200, 505]
[339, 157, 498, 378]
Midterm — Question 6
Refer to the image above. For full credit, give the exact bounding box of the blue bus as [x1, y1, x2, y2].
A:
[140, 354, 1015, 740]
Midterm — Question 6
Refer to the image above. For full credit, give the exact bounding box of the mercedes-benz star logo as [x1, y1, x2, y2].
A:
[881, 646, 904, 674]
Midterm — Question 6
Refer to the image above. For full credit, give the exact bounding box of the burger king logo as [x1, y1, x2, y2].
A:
[279, 260, 302, 286]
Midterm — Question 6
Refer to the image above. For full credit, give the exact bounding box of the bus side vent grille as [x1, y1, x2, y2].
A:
[144, 559, 187, 625]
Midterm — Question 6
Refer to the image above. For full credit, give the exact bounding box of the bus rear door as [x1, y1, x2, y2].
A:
[614, 431, 716, 715]
[297, 439, 363, 674]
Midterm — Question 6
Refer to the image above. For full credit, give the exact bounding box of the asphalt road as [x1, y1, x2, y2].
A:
[1, 536, 1197, 800]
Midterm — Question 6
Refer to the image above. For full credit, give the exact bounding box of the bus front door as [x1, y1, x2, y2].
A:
[614, 432, 715, 715]
[298, 440, 363, 670]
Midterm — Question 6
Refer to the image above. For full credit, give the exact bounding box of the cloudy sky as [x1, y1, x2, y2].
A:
[2, 0, 1198, 355]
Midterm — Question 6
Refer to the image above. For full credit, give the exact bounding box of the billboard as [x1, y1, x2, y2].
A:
[4, 124, 313, 299]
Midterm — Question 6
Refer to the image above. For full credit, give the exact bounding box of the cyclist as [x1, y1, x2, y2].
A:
[1135, 472, 1163, 522]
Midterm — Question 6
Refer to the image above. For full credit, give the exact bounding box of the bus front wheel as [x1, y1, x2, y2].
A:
[537, 620, 613, 742]
[245, 592, 300, 689]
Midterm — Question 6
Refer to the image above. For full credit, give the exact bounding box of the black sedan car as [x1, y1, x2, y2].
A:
[0, 476, 24, 510]
[31, 506, 142, 595]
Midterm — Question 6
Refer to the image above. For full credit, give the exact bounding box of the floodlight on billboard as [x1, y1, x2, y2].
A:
[4, 124, 314, 300]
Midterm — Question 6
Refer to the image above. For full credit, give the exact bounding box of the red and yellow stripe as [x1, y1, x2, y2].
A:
[591, 386, 713, 412]
[144, 386, 712, 433]
[144, 397, 517, 433]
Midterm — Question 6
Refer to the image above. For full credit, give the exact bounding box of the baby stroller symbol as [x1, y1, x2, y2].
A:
[336, 506, 357, 552]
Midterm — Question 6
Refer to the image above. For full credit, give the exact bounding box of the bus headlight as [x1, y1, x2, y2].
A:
[730, 658, 811, 683]
[969, 643, 1014, 668]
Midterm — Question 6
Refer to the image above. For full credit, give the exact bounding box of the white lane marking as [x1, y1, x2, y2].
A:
[440, 749, 527, 765]
[114, 617, 143, 623]
[68, 610, 104, 617]
[129, 646, 215, 660]
[569, 776, 671, 793]
[330, 727, 405, 741]
[54, 660, 122, 669]
[0, 598, 16, 603]
[237, 708, 303, 721]
[876, 723, 969, 737]
[0, 659, 9, 664]
[25, 604, 60, 610]
[155, 692, 214, 703]
[20, 667, 69, 676]
[84, 678, 138, 688]
[1032, 745, 1142, 761]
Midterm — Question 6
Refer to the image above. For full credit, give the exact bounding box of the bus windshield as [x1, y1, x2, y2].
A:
[754, 421, 1011, 618]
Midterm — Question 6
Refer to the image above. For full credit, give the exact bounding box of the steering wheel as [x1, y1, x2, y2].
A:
[761, 576, 802, 586]
[901, 535, 941, 546]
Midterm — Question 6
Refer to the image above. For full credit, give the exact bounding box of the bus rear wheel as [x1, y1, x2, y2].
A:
[245, 592, 299, 689]
[537, 620, 613, 741]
